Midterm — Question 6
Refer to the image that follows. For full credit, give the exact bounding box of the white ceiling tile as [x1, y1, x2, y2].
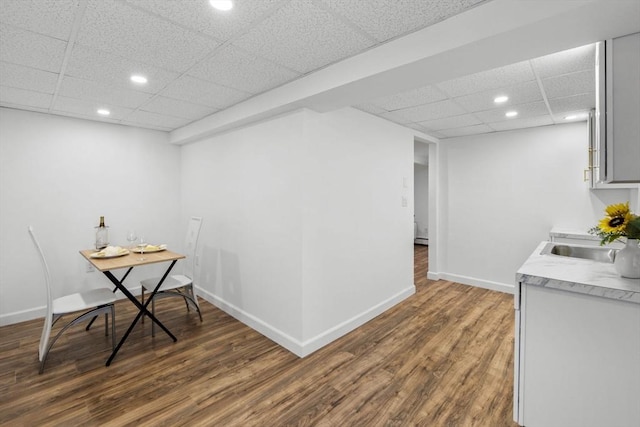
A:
[542, 69, 594, 99]
[438, 124, 494, 138]
[405, 122, 431, 134]
[0, 24, 67, 72]
[123, 110, 190, 130]
[475, 101, 549, 123]
[488, 115, 554, 131]
[125, 0, 282, 41]
[379, 110, 414, 125]
[548, 93, 594, 115]
[59, 76, 152, 109]
[0, 85, 52, 109]
[319, 0, 485, 41]
[65, 44, 180, 94]
[0, 0, 78, 40]
[140, 96, 218, 120]
[160, 75, 252, 109]
[0, 62, 58, 94]
[52, 95, 134, 120]
[419, 114, 482, 131]
[188, 44, 301, 94]
[393, 99, 467, 122]
[453, 81, 542, 113]
[532, 44, 595, 79]
[370, 85, 448, 111]
[436, 60, 536, 97]
[232, 0, 375, 73]
[354, 103, 388, 115]
[77, 0, 218, 73]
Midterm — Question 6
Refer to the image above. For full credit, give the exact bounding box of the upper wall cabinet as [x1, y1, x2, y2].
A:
[590, 33, 640, 188]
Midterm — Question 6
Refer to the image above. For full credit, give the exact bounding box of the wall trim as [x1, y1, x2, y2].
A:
[196, 284, 416, 357]
[427, 271, 441, 281]
[438, 272, 515, 294]
[0, 305, 46, 326]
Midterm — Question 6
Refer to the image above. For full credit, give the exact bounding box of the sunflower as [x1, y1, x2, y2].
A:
[598, 212, 632, 233]
[605, 201, 630, 217]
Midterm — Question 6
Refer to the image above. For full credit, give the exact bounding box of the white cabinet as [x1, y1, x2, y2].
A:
[590, 32, 640, 187]
[515, 284, 640, 426]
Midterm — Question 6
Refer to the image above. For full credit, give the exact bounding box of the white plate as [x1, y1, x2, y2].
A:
[90, 248, 130, 258]
[131, 245, 166, 253]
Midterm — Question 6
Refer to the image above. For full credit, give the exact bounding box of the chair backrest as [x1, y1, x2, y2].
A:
[28, 226, 53, 362]
[183, 217, 202, 279]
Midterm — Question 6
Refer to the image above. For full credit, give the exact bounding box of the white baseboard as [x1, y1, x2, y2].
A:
[196, 284, 416, 358]
[0, 305, 46, 326]
[427, 271, 440, 281]
[438, 272, 514, 294]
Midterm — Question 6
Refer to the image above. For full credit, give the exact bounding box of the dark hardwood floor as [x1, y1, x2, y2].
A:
[0, 245, 517, 426]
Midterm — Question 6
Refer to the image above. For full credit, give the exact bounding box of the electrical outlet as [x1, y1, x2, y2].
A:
[86, 262, 94, 273]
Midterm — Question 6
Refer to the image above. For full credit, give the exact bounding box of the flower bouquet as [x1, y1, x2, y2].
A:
[589, 202, 640, 245]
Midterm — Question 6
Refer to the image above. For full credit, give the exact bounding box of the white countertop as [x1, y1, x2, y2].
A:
[517, 241, 640, 304]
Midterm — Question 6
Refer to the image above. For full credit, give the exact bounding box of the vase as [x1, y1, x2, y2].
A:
[614, 238, 640, 279]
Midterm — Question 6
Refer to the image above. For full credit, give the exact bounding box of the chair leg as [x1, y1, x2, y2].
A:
[110, 304, 116, 350]
[151, 297, 156, 338]
[141, 288, 145, 324]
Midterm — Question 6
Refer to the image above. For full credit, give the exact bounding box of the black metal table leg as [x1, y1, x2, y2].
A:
[103, 260, 178, 366]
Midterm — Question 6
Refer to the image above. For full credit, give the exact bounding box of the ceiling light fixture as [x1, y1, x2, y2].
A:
[130, 75, 148, 84]
[209, 0, 233, 11]
[97, 109, 110, 116]
[564, 113, 588, 121]
[494, 95, 509, 103]
[505, 111, 518, 118]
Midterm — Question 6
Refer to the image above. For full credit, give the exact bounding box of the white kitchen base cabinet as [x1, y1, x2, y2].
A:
[515, 284, 640, 426]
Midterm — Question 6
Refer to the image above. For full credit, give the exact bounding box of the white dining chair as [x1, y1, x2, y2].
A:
[140, 217, 203, 336]
[28, 226, 116, 374]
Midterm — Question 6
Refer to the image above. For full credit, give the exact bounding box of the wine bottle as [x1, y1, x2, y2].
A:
[95, 216, 109, 250]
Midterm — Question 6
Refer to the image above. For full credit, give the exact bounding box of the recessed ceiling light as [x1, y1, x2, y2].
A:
[505, 111, 518, 118]
[494, 95, 509, 104]
[130, 75, 147, 84]
[209, 0, 233, 11]
[97, 109, 110, 116]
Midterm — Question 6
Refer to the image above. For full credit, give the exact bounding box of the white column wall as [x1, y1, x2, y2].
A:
[301, 108, 415, 349]
[436, 122, 632, 292]
[0, 108, 182, 325]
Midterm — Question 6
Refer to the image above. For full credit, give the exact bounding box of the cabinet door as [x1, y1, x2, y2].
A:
[521, 285, 640, 426]
[606, 32, 640, 183]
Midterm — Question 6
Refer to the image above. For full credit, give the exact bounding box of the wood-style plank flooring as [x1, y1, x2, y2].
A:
[0, 245, 517, 426]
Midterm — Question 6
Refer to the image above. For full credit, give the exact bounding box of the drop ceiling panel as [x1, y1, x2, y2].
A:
[126, 0, 282, 42]
[489, 115, 554, 131]
[453, 81, 543, 113]
[52, 95, 134, 120]
[0, 0, 78, 40]
[436, 61, 536, 98]
[0, 86, 52, 109]
[232, 0, 375, 73]
[159, 75, 252, 109]
[59, 76, 152, 109]
[474, 101, 549, 123]
[547, 93, 594, 115]
[0, 24, 67, 72]
[76, 0, 218, 73]
[379, 110, 414, 125]
[393, 99, 467, 122]
[439, 124, 493, 138]
[532, 44, 595, 78]
[0, 62, 59, 94]
[319, 0, 486, 42]
[370, 85, 448, 111]
[187, 44, 301, 94]
[140, 96, 218, 121]
[542, 69, 595, 99]
[354, 103, 388, 115]
[65, 44, 181, 94]
[419, 114, 482, 131]
[123, 110, 190, 130]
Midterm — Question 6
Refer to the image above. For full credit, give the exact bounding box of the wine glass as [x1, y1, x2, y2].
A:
[137, 236, 147, 261]
[126, 230, 137, 250]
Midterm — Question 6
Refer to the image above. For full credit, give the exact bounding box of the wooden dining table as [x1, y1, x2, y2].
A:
[80, 248, 185, 366]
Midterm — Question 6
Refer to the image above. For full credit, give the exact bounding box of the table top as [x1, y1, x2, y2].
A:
[80, 248, 185, 272]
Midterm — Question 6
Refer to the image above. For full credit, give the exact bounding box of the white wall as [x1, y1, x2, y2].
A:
[0, 108, 182, 325]
[435, 122, 632, 292]
[414, 163, 429, 240]
[181, 108, 415, 356]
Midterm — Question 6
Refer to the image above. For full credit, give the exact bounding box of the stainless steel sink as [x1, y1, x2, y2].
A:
[540, 243, 617, 263]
